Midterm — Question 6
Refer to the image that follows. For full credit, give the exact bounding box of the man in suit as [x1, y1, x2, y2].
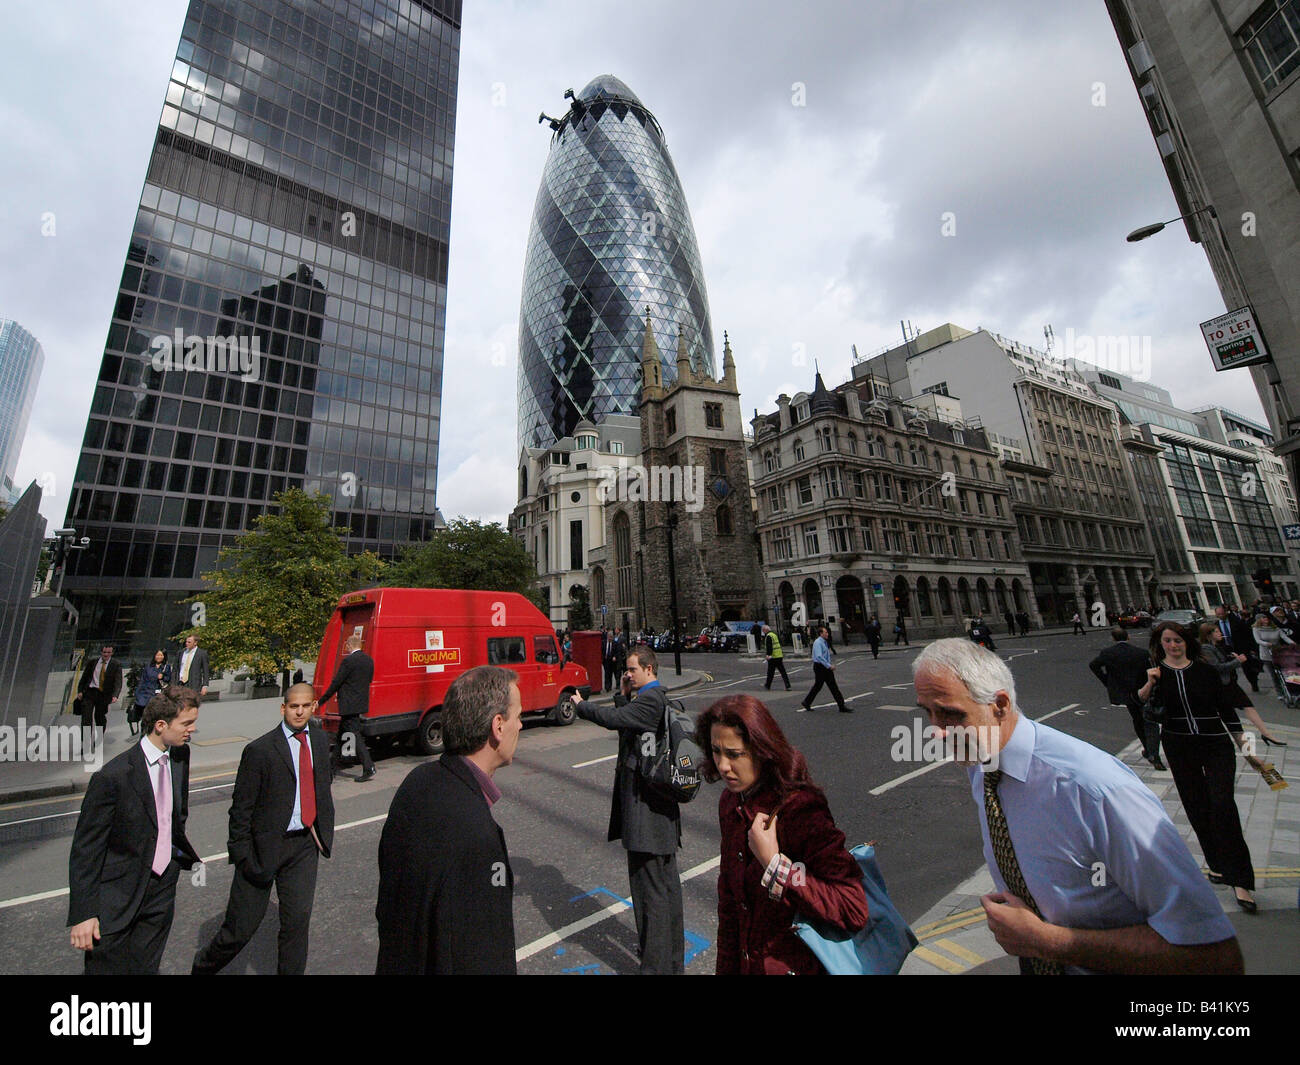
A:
[77, 644, 124, 752]
[318, 634, 376, 781]
[1090, 626, 1164, 770]
[67, 686, 202, 974]
[1214, 605, 1261, 692]
[191, 682, 335, 975]
[376, 666, 520, 974]
[175, 635, 210, 698]
[575, 645, 683, 974]
[601, 628, 623, 692]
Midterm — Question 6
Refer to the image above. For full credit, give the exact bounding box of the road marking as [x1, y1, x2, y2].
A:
[0, 780, 240, 830]
[877, 704, 916, 711]
[190, 736, 250, 747]
[516, 854, 721, 962]
[933, 937, 985, 965]
[913, 907, 986, 936]
[1002, 649, 1040, 661]
[572, 754, 617, 768]
[882, 683, 912, 690]
[0, 813, 391, 910]
[869, 705, 1080, 795]
[911, 945, 965, 973]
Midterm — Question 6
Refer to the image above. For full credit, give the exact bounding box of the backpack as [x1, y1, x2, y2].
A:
[638, 697, 703, 803]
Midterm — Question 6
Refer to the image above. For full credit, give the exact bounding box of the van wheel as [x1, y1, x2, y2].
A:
[551, 695, 577, 726]
[415, 711, 443, 755]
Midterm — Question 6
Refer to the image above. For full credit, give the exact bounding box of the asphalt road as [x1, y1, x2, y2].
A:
[0, 631, 1144, 975]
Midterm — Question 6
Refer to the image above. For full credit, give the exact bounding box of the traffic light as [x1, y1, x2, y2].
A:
[1252, 569, 1274, 596]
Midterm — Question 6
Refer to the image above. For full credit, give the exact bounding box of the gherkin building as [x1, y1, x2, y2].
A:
[517, 75, 715, 452]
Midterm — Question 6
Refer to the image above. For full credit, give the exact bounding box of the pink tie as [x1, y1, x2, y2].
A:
[152, 753, 173, 875]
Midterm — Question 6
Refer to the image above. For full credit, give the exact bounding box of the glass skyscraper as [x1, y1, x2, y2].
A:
[63, 0, 460, 653]
[0, 320, 44, 503]
[517, 75, 715, 452]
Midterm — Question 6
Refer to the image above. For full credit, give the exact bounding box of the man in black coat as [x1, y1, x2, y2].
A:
[1090, 626, 1164, 770]
[175, 635, 211, 698]
[318, 634, 376, 780]
[191, 683, 335, 975]
[376, 665, 520, 974]
[67, 687, 202, 974]
[865, 615, 882, 659]
[77, 645, 124, 752]
[601, 627, 624, 692]
[576, 644, 683, 974]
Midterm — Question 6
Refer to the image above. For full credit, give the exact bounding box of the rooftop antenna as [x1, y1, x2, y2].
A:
[1044, 324, 1055, 355]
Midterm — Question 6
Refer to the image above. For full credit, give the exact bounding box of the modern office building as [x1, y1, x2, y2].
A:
[1079, 367, 1296, 605]
[750, 368, 1036, 640]
[516, 75, 715, 453]
[63, 0, 461, 655]
[857, 325, 1155, 623]
[1106, 0, 1300, 491]
[0, 320, 44, 505]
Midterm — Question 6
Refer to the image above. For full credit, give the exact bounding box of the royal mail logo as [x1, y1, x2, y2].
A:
[409, 647, 461, 669]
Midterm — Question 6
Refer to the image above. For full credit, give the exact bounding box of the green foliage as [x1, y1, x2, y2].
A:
[568, 583, 594, 631]
[383, 517, 537, 595]
[176, 489, 384, 674]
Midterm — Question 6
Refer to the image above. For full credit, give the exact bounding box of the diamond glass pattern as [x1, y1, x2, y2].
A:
[517, 75, 715, 451]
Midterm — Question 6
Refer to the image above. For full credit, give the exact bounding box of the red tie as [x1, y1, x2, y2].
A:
[293, 731, 316, 828]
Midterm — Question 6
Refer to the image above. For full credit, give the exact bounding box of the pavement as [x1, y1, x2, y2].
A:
[0, 666, 713, 805]
[901, 682, 1300, 975]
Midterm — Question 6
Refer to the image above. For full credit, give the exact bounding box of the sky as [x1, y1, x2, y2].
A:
[0, 0, 1269, 532]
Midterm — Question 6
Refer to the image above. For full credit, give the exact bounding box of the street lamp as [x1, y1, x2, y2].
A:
[664, 502, 683, 677]
[1125, 204, 1216, 243]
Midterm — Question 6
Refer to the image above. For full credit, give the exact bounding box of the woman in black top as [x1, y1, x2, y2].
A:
[1138, 622, 1256, 912]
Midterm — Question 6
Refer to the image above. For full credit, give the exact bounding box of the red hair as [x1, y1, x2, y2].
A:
[693, 694, 822, 807]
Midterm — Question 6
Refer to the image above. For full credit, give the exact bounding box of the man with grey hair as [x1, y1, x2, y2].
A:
[375, 665, 521, 974]
[912, 638, 1242, 975]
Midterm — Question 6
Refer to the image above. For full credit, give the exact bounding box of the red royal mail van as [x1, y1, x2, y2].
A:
[313, 587, 591, 755]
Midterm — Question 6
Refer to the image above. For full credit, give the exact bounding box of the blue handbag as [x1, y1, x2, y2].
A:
[792, 843, 918, 975]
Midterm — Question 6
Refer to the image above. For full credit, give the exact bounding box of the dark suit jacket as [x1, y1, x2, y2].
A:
[576, 683, 681, 855]
[318, 649, 374, 718]
[1089, 641, 1151, 704]
[227, 723, 335, 885]
[78, 658, 123, 700]
[68, 742, 201, 934]
[375, 755, 515, 975]
[175, 647, 210, 691]
[1214, 614, 1255, 657]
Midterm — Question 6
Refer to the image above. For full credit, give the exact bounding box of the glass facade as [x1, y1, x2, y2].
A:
[517, 75, 715, 452]
[0, 320, 44, 498]
[63, 0, 460, 652]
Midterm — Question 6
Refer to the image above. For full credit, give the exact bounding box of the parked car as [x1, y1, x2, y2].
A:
[1118, 609, 1154, 628]
[1154, 609, 1205, 628]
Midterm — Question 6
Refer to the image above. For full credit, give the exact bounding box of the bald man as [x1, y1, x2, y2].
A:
[192, 684, 335, 975]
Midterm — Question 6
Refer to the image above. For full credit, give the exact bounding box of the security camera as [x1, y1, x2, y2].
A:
[55, 528, 75, 536]
[79, 536, 91, 546]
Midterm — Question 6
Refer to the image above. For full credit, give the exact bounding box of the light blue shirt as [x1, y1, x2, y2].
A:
[281, 721, 309, 831]
[811, 637, 831, 668]
[970, 715, 1235, 969]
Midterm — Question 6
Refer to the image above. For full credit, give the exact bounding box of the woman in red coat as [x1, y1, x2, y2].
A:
[695, 694, 869, 974]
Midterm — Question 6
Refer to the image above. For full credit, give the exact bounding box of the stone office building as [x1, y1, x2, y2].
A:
[750, 369, 1037, 640]
[859, 324, 1156, 624]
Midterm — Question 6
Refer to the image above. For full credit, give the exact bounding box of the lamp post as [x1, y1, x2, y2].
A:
[1125, 204, 1217, 242]
[665, 501, 683, 676]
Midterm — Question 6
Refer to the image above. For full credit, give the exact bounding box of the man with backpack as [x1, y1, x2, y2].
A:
[761, 623, 791, 691]
[575, 645, 684, 973]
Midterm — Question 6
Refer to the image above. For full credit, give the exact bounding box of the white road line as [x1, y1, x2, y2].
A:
[0, 813, 391, 911]
[515, 855, 721, 962]
[572, 753, 617, 768]
[877, 704, 917, 711]
[868, 704, 1080, 796]
[0, 781, 235, 831]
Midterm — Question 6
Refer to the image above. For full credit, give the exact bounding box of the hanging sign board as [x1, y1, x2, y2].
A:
[1200, 307, 1270, 371]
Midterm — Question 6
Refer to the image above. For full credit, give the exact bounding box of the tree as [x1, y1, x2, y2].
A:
[568, 583, 594, 631]
[176, 489, 384, 677]
[383, 517, 537, 595]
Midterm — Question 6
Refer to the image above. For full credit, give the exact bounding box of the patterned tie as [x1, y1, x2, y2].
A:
[983, 769, 1063, 975]
[293, 730, 316, 828]
[152, 753, 172, 875]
